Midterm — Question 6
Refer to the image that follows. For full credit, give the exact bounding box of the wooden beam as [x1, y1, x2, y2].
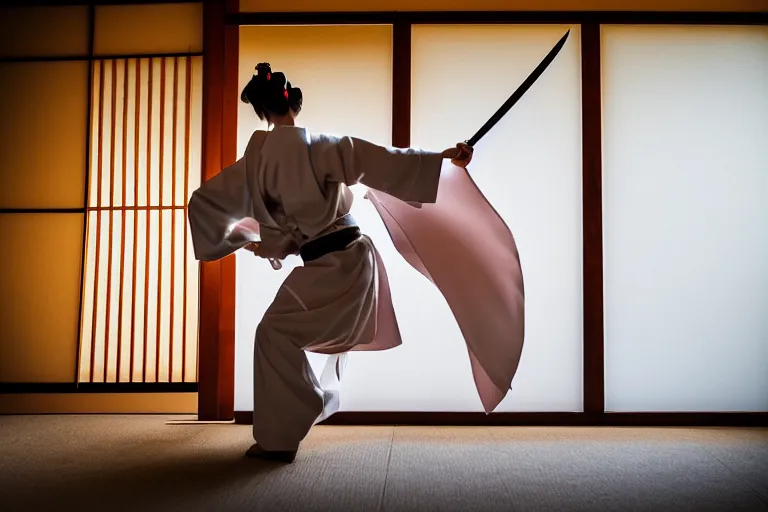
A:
[226, 11, 768, 26]
[0, 382, 198, 393]
[234, 411, 768, 427]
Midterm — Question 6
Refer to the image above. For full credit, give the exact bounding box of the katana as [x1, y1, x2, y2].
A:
[466, 29, 571, 148]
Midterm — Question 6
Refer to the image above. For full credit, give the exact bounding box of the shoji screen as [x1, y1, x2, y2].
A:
[235, 25, 393, 411]
[602, 26, 768, 412]
[0, 7, 90, 383]
[235, 24, 583, 412]
[77, 3, 204, 384]
[408, 25, 583, 411]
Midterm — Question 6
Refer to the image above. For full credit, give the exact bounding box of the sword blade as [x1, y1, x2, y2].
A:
[466, 29, 571, 147]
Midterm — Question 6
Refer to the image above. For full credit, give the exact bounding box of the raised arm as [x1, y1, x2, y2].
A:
[309, 133, 472, 204]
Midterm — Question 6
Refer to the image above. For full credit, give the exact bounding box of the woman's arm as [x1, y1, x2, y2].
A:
[309, 134, 474, 204]
[188, 158, 254, 261]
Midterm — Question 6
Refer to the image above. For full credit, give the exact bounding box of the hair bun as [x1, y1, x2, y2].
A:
[241, 62, 301, 121]
[256, 62, 272, 78]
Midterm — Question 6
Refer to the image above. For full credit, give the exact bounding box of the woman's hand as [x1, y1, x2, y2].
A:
[441, 142, 474, 169]
[244, 242, 264, 257]
[244, 242, 284, 270]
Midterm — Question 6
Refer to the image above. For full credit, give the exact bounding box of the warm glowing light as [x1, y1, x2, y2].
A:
[79, 56, 203, 383]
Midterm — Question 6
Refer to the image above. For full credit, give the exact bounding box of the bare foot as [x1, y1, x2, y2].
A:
[245, 444, 297, 463]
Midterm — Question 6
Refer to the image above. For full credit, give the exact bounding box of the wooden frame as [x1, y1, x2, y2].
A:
[198, 8, 768, 425]
[0, 382, 197, 393]
[232, 411, 767, 427]
[226, 11, 768, 25]
[581, 23, 604, 415]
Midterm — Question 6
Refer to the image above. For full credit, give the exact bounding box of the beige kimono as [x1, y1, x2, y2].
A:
[189, 126, 444, 450]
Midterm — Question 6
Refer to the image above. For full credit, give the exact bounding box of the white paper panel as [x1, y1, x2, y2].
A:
[602, 26, 768, 412]
[408, 25, 583, 412]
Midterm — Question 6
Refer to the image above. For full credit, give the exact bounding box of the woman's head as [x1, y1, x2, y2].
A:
[241, 63, 303, 124]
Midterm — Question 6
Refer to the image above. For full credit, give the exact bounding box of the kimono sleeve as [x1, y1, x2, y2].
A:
[309, 134, 444, 204]
[187, 158, 255, 262]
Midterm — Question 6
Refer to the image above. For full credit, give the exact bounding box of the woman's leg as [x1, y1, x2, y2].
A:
[251, 319, 324, 455]
[248, 241, 378, 460]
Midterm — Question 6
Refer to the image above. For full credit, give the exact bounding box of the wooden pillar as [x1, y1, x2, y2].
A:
[198, 0, 239, 421]
[580, 23, 605, 415]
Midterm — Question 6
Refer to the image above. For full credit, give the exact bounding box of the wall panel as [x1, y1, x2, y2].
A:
[0, 214, 83, 382]
[409, 24, 583, 412]
[0, 61, 89, 209]
[602, 25, 768, 412]
[0, 6, 89, 59]
[94, 3, 203, 56]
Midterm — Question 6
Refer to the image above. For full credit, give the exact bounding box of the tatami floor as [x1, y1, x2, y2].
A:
[1, 415, 766, 512]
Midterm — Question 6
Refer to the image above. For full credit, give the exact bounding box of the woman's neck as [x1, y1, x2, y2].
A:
[270, 114, 295, 128]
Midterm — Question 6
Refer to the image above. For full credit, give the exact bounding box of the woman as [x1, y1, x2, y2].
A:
[188, 63, 473, 463]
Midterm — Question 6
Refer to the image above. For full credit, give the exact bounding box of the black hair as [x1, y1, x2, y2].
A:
[240, 62, 303, 122]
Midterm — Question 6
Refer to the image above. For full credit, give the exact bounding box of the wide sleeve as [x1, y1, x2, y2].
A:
[187, 158, 256, 262]
[309, 134, 444, 204]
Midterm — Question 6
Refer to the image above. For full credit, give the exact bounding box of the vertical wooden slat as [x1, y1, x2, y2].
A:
[581, 23, 605, 414]
[76, 4, 96, 384]
[143, 58, 154, 382]
[170, 57, 179, 381]
[392, 21, 412, 148]
[116, 60, 129, 382]
[182, 57, 192, 383]
[103, 60, 118, 382]
[89, 61, 105, 383]
[129, 58, 141, 382]
[156, 57, 167, 383]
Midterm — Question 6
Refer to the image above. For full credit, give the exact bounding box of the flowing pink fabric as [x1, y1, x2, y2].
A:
[366, 162, 525, 413]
